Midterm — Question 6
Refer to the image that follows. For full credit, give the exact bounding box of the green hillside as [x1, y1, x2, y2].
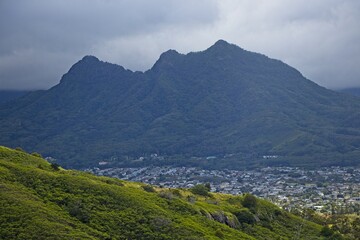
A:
[1, 40, 360, 169]
[0, 146, 326, 239]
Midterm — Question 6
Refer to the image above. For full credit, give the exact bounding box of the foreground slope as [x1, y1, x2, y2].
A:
[0, 146, 324, 239]
[1, 40, 360, 168]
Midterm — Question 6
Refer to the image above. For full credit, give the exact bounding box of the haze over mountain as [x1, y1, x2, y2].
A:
[1, 40, 360, 169]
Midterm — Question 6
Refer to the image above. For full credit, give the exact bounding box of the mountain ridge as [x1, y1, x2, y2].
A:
[0, 40, 360, 168]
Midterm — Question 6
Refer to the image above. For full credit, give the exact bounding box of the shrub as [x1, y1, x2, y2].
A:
[171, 189, 182, 197]
[142, 185, 155, 192]
[187, 195, 196, 204]
[152, 217, 171, 230]
[204, 182, 211, 191]
[31, 152, 42, 158]
[190, 184, 210, 196]
[158, 191, 173, 200]
[234, 209, 256, 225]
[15, 147, 25, 152]
[214, 229, 224, 239]
[51, 163, 60, 171]
[242, 193, 257, 212]
[320, 226, 333, 237]
[104, 179, 124, 186]
[66, 200, 90, 223]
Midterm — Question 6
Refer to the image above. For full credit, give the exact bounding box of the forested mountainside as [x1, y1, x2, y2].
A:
[0, 90, 31, 104]
[1, 40, 360, 169]
[339, 88, 360, 97]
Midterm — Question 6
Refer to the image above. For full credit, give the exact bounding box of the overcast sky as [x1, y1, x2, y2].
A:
[0, 0, 359, 90]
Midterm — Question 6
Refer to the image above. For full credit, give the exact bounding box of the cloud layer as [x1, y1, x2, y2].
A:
[0, 0, 359, 90]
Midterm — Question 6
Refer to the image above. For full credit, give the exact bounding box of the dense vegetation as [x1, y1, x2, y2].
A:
[0, 90, 31, 104]
[0, 146, 330, 239]
[340, 88, 360, 97]
[1, 40, 360, 169]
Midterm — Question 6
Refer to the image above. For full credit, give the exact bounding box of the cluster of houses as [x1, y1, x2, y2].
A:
[88, 165, 360, 214]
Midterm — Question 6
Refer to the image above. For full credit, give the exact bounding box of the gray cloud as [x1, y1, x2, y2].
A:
[0, 0, 359, 90]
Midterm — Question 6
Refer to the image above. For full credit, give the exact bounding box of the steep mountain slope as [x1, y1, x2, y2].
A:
[0, 90, 32, 104]
[0, 40, 360, 168]
[0, 146, 324, 239]
[340, 87, 360, 97]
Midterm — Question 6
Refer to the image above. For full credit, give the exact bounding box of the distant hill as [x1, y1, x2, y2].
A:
[339, 88, 360, 97]
[0, 90, 32, 104]
[1, 40, 360, 169]
[0, 146, 325, 239]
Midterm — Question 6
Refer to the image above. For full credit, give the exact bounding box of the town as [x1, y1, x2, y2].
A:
[87, 166, 360, 215]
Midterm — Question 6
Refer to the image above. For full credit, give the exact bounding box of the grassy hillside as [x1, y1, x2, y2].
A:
[0, 146, 328, 239]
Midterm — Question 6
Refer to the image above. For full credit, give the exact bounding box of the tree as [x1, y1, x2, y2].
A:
[320, 226, 333, 237]
[204, 183, 211, 191]
[190, 184, 210, 197]
[66, 200, 90, 223]
[242, 194, 257, 212]
[51, 163, 60, 171]
[234, 209, 256, 225]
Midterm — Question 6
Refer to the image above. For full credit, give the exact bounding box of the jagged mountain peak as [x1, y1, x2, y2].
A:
[161, 49, 181, 57]
[81, 55, 100, 62]
[151, 49, 183, 71]
[66, 55, 102, 74]
[206, 39, 244, 53]
[60, 55, 128, 86]
[212, 39, 238, 48]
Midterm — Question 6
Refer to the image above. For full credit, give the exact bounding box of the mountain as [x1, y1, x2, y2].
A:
[0, 90, 32, 104]
[1, 40, 360, 169]
[339, 87, 360, 97]
[0, 146, 326, 239]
